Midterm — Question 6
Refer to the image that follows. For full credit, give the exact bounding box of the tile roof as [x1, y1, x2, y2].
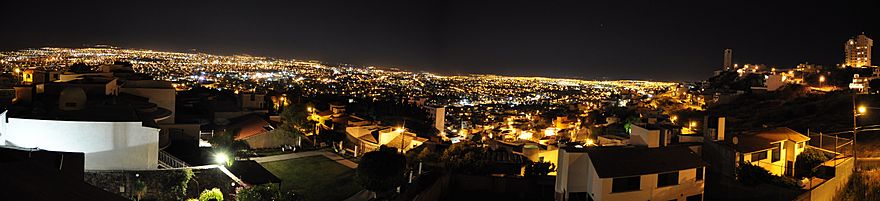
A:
[228, 114, 273, 140]
[729, 127, 810, 153]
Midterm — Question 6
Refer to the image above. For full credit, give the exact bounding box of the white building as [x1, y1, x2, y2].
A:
[120, 80, 176, 124]
[1, 65, 173, 171]
[0, 111, 160, 170]
[0, 86, 165, 170]
[425, 105, 446, 134]
[556, 146, 706, 201]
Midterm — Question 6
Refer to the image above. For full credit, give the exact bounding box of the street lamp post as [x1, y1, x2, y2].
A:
[853, 95, 876, 169]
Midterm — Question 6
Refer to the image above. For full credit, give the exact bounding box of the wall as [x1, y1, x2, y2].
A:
[555, 149, 590, 200]
[120, 87, 176, 124]
[631, 125, 659, 148]
[159, 123, 201, 139]
[84, 167, 237, 200]
[1, 115, 159, 170]
[806, 157, 854, 201]
[744, 142, 789, 176]
[597, 168, 704, 201]
[244, 130, 297, 149]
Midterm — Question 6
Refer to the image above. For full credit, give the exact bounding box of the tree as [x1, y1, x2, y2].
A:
[280, 103, 314, 137]
[199, 188, 224, 201]
[440, 142, 489, 174]
[355, 148, 406, 197]
[237, 184, 302, 201]
[133, 179, 147, 201]
[736, 162, 799, 189]
[168, 168, 195, 200]
[795, 148, 831, 178]
[524, 161, 556, 177]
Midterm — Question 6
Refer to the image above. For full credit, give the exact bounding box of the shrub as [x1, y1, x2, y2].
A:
[355, 149, 406, 195]
[795, 148, 831, 178]
[199, 188, 224, 201]
[524, 161, 555, 177]
[737, 162, 800, 189]
[237, 184, 302, 201]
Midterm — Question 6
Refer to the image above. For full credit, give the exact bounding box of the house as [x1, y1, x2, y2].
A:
[225, 114, 298, 149]
[555, 146, 706, 201]
[703, 127, 810, 177]
[345, 123, 427, 154]
[0, 65, 191, 170]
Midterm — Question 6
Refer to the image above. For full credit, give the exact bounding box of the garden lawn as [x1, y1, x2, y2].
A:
[261, 155, 362, 201]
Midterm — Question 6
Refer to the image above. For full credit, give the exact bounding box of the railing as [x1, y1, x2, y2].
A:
[158, 150, 190, 169]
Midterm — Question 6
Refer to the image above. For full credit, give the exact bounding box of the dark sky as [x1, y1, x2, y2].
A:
[0, 0, 877, 81]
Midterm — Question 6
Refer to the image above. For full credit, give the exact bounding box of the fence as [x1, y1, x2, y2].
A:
[808, 132, 852, 157]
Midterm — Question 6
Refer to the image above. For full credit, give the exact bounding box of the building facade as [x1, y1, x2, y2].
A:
[556, 146, 705, 201]
[723, 49, 733, 71]
[844, 33, 873, 67]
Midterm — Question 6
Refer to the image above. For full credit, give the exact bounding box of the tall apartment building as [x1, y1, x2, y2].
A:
[723, 49, 733, 71]
[845, 33, 873, 67]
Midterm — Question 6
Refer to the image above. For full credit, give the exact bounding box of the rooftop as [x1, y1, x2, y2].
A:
[566, 145, 705, 178]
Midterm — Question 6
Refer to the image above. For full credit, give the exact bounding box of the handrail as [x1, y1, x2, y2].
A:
[158, 150, 190, 169]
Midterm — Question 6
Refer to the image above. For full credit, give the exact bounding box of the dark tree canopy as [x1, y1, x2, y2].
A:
[355, 148, 407, 193]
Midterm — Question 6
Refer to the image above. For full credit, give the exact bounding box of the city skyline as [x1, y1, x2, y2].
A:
[1, 0, 878, 81]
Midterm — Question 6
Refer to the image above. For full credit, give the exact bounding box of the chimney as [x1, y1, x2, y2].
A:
[717, 117, 726, 141]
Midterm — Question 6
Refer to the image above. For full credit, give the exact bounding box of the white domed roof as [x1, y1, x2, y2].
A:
[59, 87, 87, 111]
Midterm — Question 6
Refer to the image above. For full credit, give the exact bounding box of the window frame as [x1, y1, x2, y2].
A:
[696, 167, 704, 181]
[751, 150, 768, 161]
[611, 175, 641, 193]
[656, 171, 680, 187]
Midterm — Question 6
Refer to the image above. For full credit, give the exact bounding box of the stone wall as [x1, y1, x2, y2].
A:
[84, 166, 238, 200]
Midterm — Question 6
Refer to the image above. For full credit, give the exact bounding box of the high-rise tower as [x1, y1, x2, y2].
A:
[845, 33, 873, 67]
[723, 49, 733, 71]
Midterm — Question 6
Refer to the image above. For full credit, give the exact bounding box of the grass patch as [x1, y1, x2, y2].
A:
[261, 155, 362, 201]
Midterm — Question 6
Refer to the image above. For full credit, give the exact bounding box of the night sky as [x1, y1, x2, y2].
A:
[0, 0, 877, 81]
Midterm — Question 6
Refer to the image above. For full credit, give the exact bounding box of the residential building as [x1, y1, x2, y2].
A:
[723, 49, 733, 71]
[703, 127, 810, 177]
[425, 105, 446, 134]
[844, 33, 873, 67]
[555, 146, 706, 201]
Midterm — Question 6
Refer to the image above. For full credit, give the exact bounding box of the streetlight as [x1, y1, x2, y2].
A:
[214, 153, 230, 166]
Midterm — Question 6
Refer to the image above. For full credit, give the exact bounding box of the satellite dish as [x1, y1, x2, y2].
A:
[732, 136, 739, 145]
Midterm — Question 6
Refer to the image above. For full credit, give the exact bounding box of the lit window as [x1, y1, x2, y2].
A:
[751, 151, 768, 161]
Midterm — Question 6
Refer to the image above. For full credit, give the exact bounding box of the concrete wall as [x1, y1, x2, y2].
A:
[120, 87, 176, 124]
[595, 168, 704, 201]
[631, 125, 659, 148]
[84, 167, 237, 200]
[244, 130, 297, 149]
[555, 149, 591, 200]
[807, 157, 854, 201]
[159, 123, 201, 139]
[0, 113, 159, 170]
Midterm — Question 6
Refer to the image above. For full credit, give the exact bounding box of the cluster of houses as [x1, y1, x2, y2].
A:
[553, 115, 852, 201]
[0, 64, 282, 199]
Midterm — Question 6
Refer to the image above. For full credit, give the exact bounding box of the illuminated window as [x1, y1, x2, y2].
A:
[751, 151, 768, 161]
